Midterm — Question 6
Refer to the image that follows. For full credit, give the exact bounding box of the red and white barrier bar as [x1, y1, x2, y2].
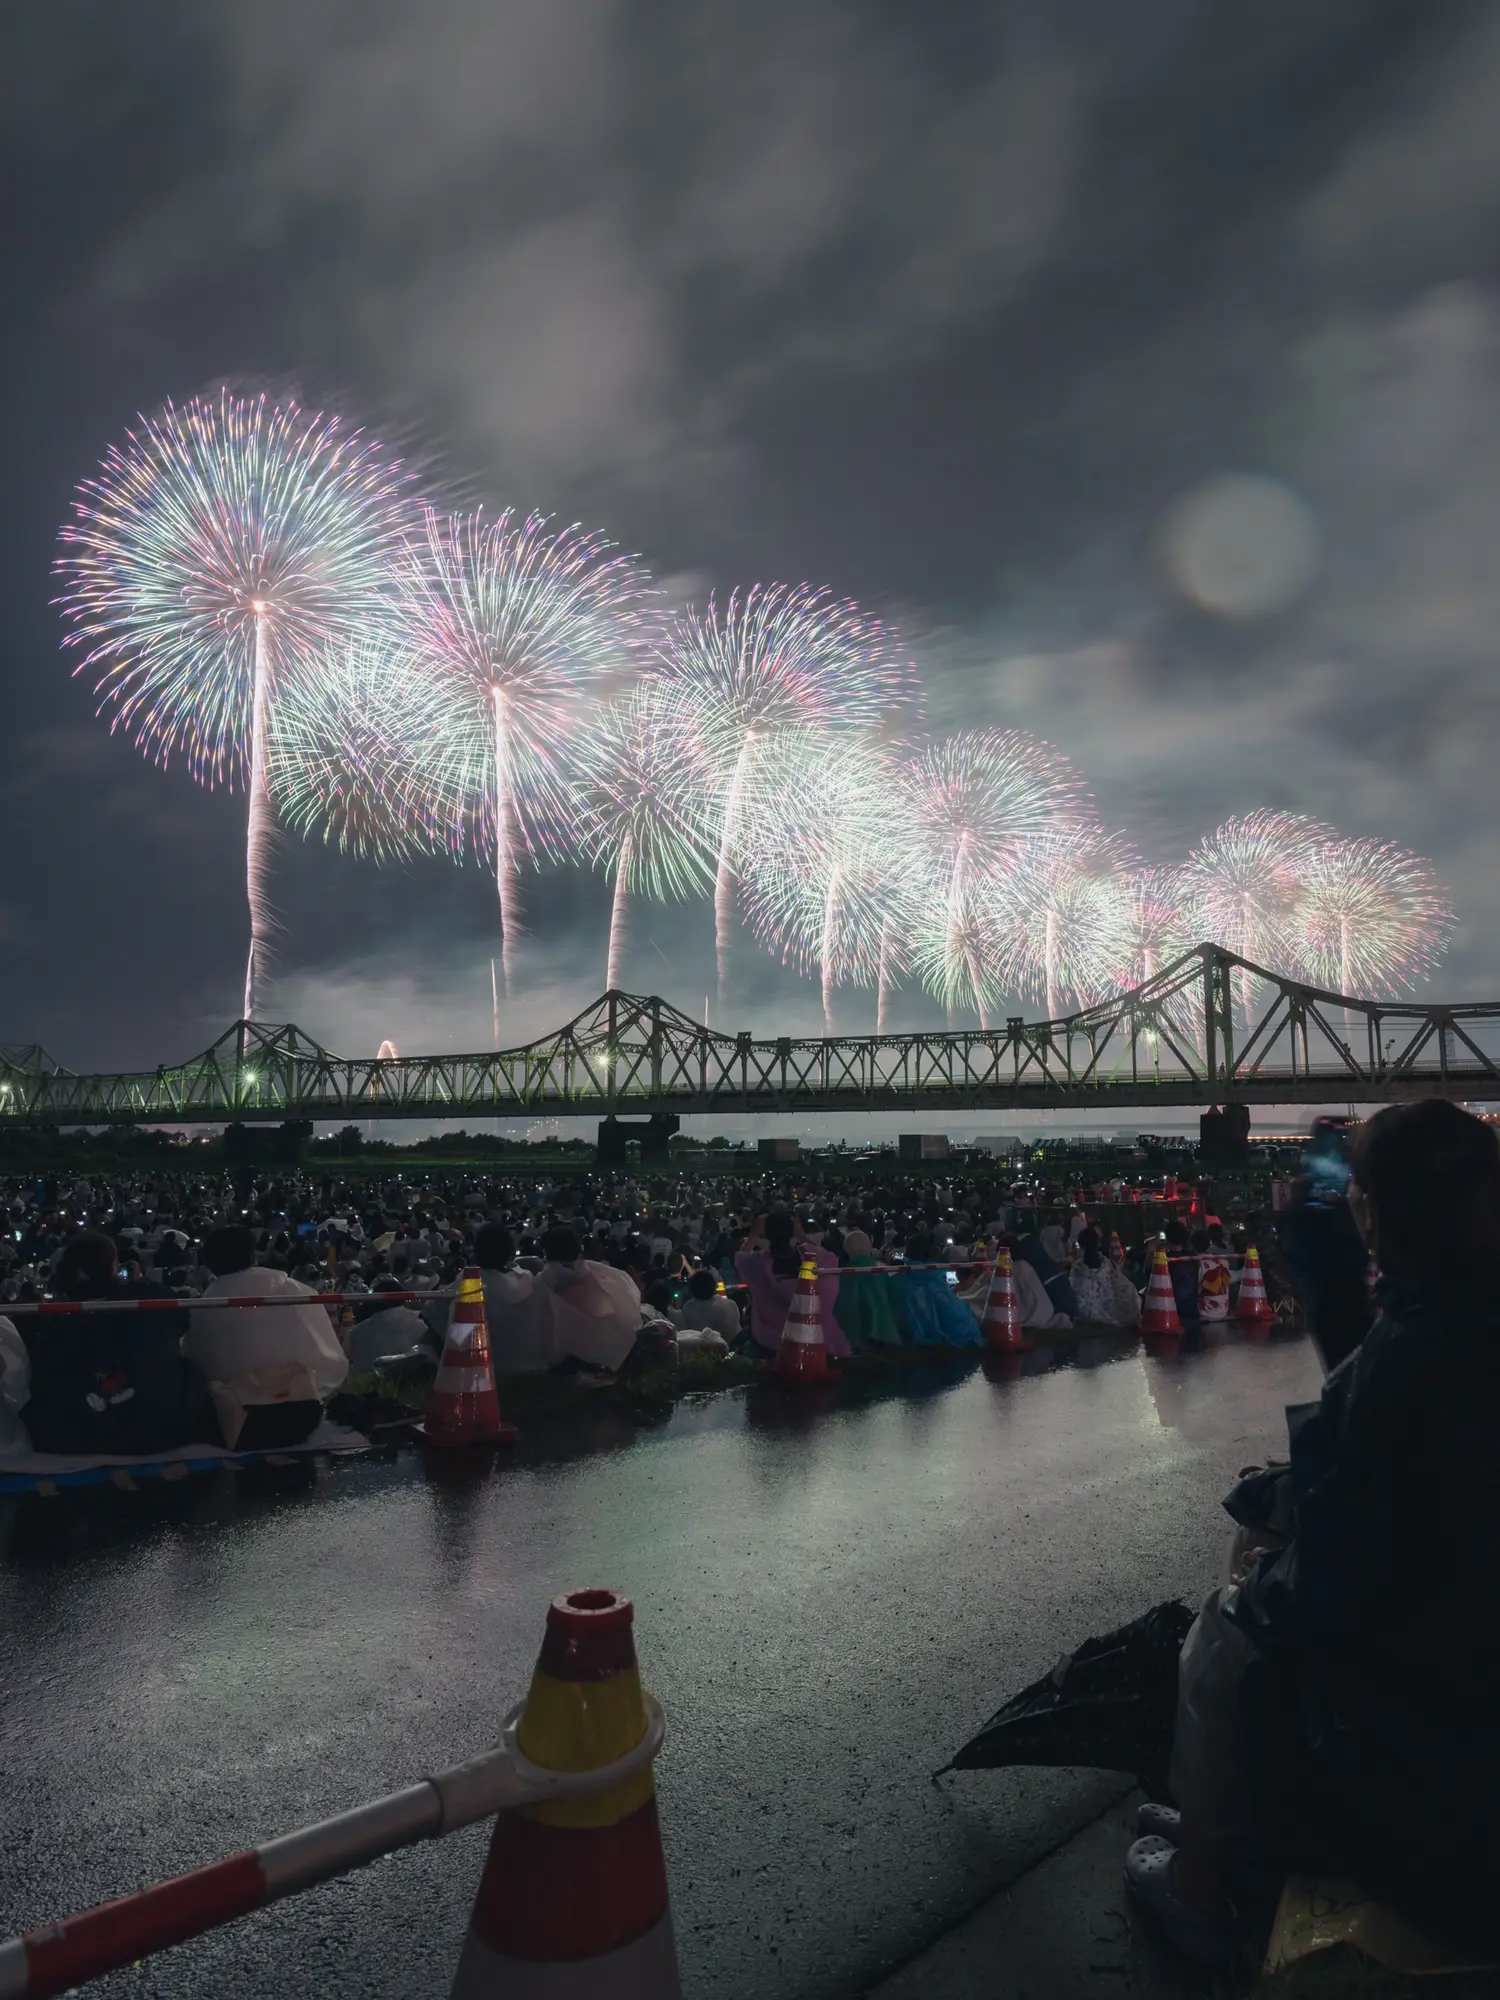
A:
[0, 1251, 1259, 1315]
[0, 1291, 443, 1317]
[0, 1697, 665, 2000]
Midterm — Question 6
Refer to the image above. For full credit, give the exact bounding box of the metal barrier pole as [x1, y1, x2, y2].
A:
[0, 1699, 665, 2000]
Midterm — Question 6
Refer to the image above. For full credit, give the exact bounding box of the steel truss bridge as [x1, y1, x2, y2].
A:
[4, 945, 1500, 1128]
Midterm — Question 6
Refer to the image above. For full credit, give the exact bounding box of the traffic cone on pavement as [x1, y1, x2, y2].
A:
[1108, 1231, 1125, 1265]
[1236, 1246, 1272, 1324]
[418, 1267, 518, 1447]
[451, 1588, 681, 1997]
[980, 1249, 1025, 1353]
[1140, 1249, 1182, 1335]
[1365, 1255, 1379, 1305]
[771, 1258, 838, 1383]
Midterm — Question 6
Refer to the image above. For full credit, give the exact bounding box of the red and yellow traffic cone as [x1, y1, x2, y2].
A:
[980, 1248, 1024, 1353]
[1140, 1249, 1182, 1335]
[1236, 1245, 1272, 1325]
[419, 1266, 518, 1447]
[450, 1589, 680, 1997]
[771, 1258, 837, 1383]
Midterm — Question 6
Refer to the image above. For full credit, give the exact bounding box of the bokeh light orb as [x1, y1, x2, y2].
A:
[1161, 472, 1319, 618]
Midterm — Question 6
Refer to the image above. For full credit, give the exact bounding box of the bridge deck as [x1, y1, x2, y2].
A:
[3, 948, 1498, 1124]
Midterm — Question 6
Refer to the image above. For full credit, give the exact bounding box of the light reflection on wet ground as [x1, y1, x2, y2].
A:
[0, 1326, 1322, 1998]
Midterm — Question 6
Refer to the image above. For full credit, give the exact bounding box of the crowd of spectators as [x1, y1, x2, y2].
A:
[0, 1161, 1263, 1458]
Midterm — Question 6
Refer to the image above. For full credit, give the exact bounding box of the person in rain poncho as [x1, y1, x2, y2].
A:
[833, 1227, 902, 1350]
[532, 1225, 644, 1372]
[184, 1225, 348, 1399]
[894, 1233, 983, 1346]
[735, 1211, 847, 1358]
[344, 1279, 432, 1371]
[1068, 1228, 1142, 1326]
[467, 1223, 548, 1374]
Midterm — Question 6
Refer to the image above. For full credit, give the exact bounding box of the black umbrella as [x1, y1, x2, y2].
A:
[938, 1599, 1195, 1796]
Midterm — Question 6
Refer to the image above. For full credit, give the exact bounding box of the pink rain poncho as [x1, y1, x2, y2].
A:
[734, 1244, 848, 1359]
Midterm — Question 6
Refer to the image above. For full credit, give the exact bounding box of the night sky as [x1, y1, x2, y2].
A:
[4, 0, 1499, 1077]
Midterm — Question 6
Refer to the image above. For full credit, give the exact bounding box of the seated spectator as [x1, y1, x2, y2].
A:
[1017, 1228, 1080, 1321]
[1068, 1228, 1141, 1326]
[344, 1278, 432, 1371]
[0, 1309, 28, 1452]
[17, 1230, 210, 1455]
[184, 1224, 348, 1448]
[893, 1233, 982, 1347]
[832, 1227, 902, 1350]
[1128, 1100, 1500, 1964]
[671, 1267, 740, 1348]
[735, 1211, 847, 1359]
[467, 1222, 547, 1373]
[534, 1226, 642, 1372]
[1161, 1219, 1200, 1330]
[996, 1238, 1073, 1330]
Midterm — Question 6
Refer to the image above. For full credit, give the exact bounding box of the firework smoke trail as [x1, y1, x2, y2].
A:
[657, 584, 917, 1006]
[1001, 829, 1138, 1019]
[1294, 837, 1455, 998]
[572, 682, 715, 992]
[897, 729, 1093, 1025]
[740, 737, 916, 1031]
[54, 389, 409, 1018]
[392, 506, 653, 997]
[1177, 811, 1334, 1027]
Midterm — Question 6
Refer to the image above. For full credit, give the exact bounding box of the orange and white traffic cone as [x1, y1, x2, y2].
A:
[418, 1266, 518, 1447]
[1236, 1245, 1272, 1325]
[980, 1248, 1024, 1353]
[771, 1258, 838, 1383]
[1108, 1231, 1125, 1265]
[451, 1588, 680, 1998]
[1140, 1248, 1182, 1335]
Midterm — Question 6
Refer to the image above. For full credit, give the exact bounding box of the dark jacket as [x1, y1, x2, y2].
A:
[1229, 1288, 1500, 1949]
[22, 1282, 212, 1455]
[1016, 1234, 1079, 1321]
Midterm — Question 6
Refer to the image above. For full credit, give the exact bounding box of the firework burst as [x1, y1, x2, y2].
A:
[656, 584, 917, 1006]
[898, 728, 1093, 1025]
[268, 634, 445, 864]
[391, 505, 654, 994]
[1178, 810, 1335, 1023]
[740, 735, 917, 1030]
[55, 388, 410, 1016]
[1116, 866, 1196, 990]
[1294, 837, 1455, 996]
[1000, 828, 1139, 1018]
[572, 681, 716, 991]
[908, 876, 1006, 1028]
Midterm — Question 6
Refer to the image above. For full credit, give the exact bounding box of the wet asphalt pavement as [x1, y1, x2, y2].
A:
[0, 1329, 1323, 1998]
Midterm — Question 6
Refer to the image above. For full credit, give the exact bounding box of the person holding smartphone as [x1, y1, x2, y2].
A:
[1127, 1100, 1500, 1965]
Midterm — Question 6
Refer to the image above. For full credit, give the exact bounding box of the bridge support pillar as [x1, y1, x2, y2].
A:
[597, 1113, 680, 1164]
[1199, 1103, 1250, 1167]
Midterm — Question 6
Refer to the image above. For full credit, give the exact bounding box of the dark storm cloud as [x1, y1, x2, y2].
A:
[2, 0, 1499, 1065]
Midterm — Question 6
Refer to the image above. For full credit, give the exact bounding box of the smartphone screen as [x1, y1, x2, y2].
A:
[1301, 1117, 1354, 1200]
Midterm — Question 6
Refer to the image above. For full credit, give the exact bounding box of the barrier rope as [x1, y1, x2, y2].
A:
[0, 1251, 1258, 1315]
[0, 1697, 667, 2000]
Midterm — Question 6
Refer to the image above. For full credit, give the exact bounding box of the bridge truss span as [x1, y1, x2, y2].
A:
[3, 946, 1500, 1126]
